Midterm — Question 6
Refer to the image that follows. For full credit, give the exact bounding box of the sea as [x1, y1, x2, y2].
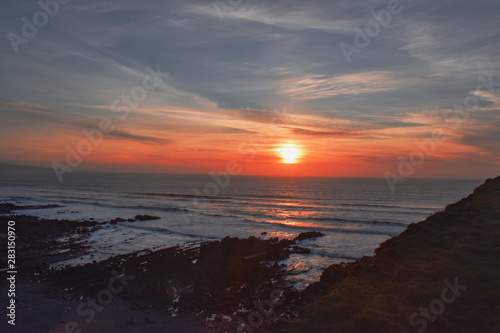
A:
[0, 169, 483, 290]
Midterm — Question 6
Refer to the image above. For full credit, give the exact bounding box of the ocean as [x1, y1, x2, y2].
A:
[0, 170, 482, 289]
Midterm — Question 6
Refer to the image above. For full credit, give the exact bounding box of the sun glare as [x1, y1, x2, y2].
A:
[278, 146, 301, 164]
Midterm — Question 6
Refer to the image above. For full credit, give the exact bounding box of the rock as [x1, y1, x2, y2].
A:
[293, 231, 325, 241]
[195, 235, 298, 290]
[134, 215, 161, 221]
[292, 246, 311, 254]
[319, 262, 352, 285]
[126, 319, 137, 325]
[110, 217, 126, 224]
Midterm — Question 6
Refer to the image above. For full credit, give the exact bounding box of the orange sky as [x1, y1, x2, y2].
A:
[1, 100, 498, 179]
[1, 1, 499, 180]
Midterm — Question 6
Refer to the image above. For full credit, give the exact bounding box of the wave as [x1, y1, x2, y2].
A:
[309, 250, 359, 262]
[0, 195, 36, 202]
[220, 211, 407, 228]
[198, 212, 241, 219]
[308, 217, 407, 227]
[57, 199, 189, 213]
[241, 218, 399, 237]
[120, 224, 220, 241]
[338, 203, 433, 211]
[248, 194, 300, 199]
[132, 192, 234, 200]
[130, 193, 434, 214]
[132, 192, 320, 204]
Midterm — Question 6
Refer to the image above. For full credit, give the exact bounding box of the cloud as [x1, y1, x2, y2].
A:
[187, 2, 354, 32]
[458, 119, 500, 154]
[0, 0, 499, 176]
[0, 99, 74, 133]
[274, 70, 417, 99]
[284, 127, 358, 137]
[400, 89, 500, 159]
[107, 130, 172, 144]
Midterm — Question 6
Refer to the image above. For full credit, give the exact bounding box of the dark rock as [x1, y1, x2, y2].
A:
[110, 217, 126, 224]
[293, 231, 325, 242]
[134, 215, 161, 221]
[126, 319, 137, 325]
[292, 246, 311, 254]
[319, 262, 352, 285]
[194, 235, 299, 291]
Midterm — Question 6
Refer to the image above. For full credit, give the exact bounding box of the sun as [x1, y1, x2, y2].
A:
[278, 146, 301, 164]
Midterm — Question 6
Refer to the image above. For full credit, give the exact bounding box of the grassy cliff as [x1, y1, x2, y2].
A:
[264, 177, 500, 333]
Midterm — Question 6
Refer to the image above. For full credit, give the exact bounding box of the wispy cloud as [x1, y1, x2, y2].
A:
[187, 3, 353, 32]
[108, 130, 172, 144]
[0, 0, 499, 176]
[275, 71, 417, 99]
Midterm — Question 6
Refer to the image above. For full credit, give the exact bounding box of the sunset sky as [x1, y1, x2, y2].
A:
[0, 0, 499, 178]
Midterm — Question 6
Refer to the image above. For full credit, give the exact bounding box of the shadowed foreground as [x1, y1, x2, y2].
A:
[263, 177, 500, 333]
[1, 178, 499, 332]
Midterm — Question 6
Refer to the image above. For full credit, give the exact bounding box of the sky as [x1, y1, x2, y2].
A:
[0, 0, 499, 178]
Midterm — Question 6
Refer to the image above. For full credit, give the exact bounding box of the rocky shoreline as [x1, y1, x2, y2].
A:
[0, 204, 333, 332]
[2, 176, 499, 332]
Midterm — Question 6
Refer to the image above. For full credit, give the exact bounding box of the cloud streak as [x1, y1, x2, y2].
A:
[0, 0, 499, 177]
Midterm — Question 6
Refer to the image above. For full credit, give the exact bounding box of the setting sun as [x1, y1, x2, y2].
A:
[278, 146, 302, 164]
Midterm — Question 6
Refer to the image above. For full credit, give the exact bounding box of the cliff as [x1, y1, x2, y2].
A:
[264, 177, 500, 333]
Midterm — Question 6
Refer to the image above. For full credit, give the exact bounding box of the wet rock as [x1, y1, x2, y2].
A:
[292, 246, 311, 254]
[195, 236, 298, 291]
[293, 231, 325, 241]
[110, 217, 127, 224]
[134, 215, 161, 221]
[32, 228, 325, 331]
